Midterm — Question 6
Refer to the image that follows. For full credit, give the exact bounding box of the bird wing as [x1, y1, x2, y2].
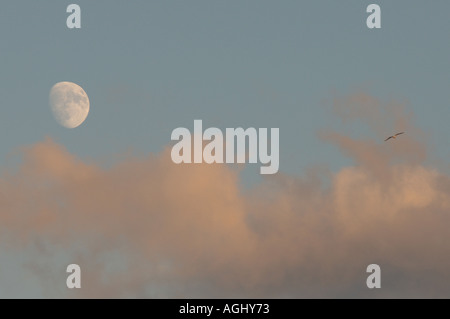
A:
[384, 136, 393, 141]
[395, 132, 405, 136]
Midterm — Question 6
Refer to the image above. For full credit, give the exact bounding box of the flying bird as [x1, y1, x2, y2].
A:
[384, 132, 405, 141]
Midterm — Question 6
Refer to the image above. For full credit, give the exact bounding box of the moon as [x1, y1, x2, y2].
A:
[49, 81, 90, 129]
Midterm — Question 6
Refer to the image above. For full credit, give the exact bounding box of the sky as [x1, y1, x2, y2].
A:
[0, 1, 450, 298]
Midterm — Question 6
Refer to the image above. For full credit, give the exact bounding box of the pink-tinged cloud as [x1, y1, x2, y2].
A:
[0, 92, 449, 298]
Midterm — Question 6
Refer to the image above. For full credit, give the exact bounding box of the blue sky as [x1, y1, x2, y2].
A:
[1, 1, 449, 178]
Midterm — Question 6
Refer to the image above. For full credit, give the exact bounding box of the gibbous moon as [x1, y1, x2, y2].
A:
[49, 81, 90, 129]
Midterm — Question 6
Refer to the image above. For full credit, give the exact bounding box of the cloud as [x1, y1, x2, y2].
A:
[0, 92, 449, 298]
